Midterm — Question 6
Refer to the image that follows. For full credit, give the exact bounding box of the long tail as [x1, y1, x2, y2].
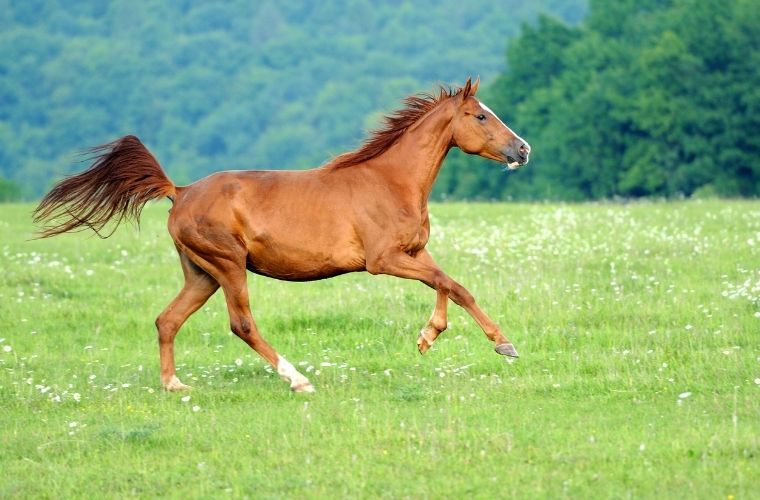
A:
[33, 135, 176, 238]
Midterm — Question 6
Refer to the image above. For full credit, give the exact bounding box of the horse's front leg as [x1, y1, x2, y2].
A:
[418, 287, 449, 354]
[366, 249, 518, 358]
[411, 250, 449, 354]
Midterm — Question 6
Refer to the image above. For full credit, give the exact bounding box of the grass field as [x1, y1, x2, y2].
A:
[0, 200, 758, 498]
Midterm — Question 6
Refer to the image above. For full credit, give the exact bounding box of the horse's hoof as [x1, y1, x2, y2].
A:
[417, 327, 437, 354]
[495, 343, 519, 358]
[291, 382, 316, 394]
[417, 335, 431, 355]
[163, 375, 192, 391]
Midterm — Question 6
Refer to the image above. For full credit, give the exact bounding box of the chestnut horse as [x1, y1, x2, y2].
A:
[34, 77, 530, 393]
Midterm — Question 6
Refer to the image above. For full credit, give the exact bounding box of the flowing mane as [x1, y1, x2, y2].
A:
[329, 83, 469, 169]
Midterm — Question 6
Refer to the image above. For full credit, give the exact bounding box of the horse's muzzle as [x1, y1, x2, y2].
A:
[504, 140, 530, 169]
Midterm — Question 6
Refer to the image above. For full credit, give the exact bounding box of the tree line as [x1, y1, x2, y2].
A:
[6, 1, 753, 202]
[437, 0, 760, 200]
[0, 0, 585, 200]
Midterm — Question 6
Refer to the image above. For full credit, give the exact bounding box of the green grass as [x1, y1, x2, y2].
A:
[1, 200, 758, 498]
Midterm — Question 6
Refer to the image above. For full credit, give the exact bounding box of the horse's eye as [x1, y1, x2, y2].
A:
[476, 114, 486, 121]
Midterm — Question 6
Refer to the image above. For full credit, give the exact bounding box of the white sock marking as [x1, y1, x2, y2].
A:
[277, 355, 313, 391]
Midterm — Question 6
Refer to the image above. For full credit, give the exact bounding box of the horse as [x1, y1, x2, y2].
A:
[33, 77, 530, 393]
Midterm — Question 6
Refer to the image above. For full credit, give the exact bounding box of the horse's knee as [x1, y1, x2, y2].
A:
[433, 273, 452, 295]
[155, 314, 177, 343]
[230, 316, 252, 337]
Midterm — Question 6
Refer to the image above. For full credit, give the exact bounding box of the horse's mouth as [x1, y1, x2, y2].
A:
[506, 155, 522, 170]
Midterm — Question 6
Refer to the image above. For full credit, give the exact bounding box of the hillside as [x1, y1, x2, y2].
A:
[0, 0, 586, 197]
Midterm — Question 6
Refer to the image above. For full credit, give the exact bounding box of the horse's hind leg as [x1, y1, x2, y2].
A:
[218, 268, 315, 393]
[180, 247, 314, 393]
[156, 253, 219, 391]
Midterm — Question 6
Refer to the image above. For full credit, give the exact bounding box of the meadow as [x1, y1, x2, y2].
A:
[0, 200, 758, 498]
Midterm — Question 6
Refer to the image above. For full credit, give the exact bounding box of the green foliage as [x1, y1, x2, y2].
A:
[443, 0, 760, 200]
[0, 0, 585, 195]
[0, 176, 22, 202]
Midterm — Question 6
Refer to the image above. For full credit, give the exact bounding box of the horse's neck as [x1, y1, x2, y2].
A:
[378, 103, 454, 203]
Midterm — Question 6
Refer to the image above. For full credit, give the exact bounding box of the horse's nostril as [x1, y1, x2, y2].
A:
[518, 143, 529, 155]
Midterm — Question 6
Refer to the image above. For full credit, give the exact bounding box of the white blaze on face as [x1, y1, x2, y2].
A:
[478, 101, 530, 169]
[277, 355, 315, 392]
[479, 101, 508, 128]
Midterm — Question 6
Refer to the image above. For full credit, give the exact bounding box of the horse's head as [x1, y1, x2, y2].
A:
[451, 78, 530, 169]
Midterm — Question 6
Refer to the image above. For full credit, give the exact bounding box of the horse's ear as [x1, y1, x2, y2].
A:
[470, 76, 480, 96]
[461, 77, 473, 99]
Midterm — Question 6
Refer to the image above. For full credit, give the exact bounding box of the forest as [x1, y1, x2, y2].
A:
[439, 0, 760, 200]
[1, 0, 758, 201]
[0, 0, 585, 200]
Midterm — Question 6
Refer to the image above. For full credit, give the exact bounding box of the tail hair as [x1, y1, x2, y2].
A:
[33, 135, 175, 238]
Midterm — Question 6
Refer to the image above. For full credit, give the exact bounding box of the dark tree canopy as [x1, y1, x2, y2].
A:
[438, 0, 760, 200]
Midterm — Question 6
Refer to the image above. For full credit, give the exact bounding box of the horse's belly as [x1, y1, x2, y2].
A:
[246, 238, 365, 282]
